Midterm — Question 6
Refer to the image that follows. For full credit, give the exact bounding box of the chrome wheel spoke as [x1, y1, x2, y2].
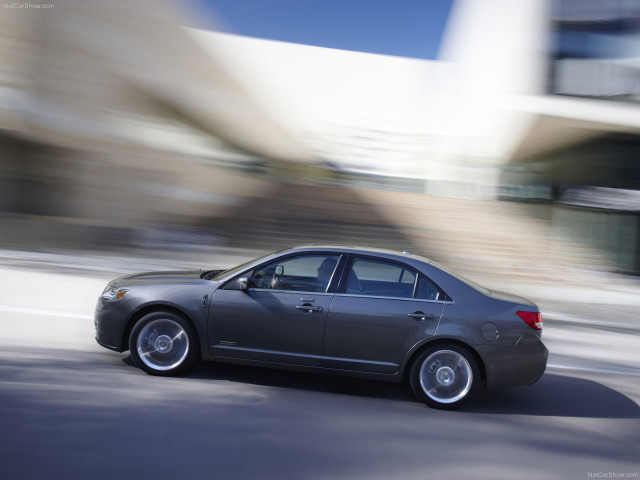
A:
[419, 350, 473, 404]
[136, 319, 189, 371]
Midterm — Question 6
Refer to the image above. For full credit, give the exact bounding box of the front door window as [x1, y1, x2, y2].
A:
[250, 254, 340, 293]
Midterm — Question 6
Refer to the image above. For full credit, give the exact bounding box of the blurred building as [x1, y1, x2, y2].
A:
[189, 0, 640, 272]
[439, 0, 640, 272]
[0, 0, 315, 249]
[1, 0, 639, 272]
[187, 0, 640, 196]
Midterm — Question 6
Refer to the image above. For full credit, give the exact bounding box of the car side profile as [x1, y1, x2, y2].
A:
[95, 245, 548, 409]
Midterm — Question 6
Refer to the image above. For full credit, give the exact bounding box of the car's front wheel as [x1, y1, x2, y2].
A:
[129, 311, 198, 376]
[410, 344, 480, 410]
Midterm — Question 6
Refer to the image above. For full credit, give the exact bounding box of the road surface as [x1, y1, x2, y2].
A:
[0, 260, 638, 480]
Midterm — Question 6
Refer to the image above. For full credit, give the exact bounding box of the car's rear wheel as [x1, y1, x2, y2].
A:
[129, 311, 198, 376]
[410, 344, 479, 410]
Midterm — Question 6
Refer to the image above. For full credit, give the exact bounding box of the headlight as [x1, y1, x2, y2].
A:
[101, 285, 129, 301]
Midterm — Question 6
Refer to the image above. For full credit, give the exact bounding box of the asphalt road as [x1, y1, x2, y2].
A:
[0, 263, 639, 480]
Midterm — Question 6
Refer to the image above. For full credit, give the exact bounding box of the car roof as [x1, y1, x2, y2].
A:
[286, 245, 432, 264]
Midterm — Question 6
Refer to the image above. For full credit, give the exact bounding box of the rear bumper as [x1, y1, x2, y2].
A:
[476, 333, 548, 388]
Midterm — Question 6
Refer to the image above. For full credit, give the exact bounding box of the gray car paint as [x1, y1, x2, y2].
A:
[321, 295, 443, 374]
[210, 289, 334, 366]
[94, 245, 548, 388]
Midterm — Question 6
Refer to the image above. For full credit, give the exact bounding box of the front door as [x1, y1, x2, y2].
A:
[209, 254, 340, 366]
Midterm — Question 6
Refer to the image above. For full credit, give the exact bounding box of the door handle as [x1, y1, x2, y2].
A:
[296, 305, 323, 312]
[408, 312, 434, 320]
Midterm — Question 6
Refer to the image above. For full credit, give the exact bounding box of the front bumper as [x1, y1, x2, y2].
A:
[94, 297, 131, 352]
[475, 333, 548, 389]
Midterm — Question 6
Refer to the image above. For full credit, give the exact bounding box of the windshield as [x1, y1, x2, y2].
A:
[209, 249, 286, 281]
[430, 260, 491, 295]
[200, 269, 227, 280]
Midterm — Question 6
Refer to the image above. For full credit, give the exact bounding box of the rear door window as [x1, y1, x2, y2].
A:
[415, 276, 445, 301]
[347, 258, 416, 298]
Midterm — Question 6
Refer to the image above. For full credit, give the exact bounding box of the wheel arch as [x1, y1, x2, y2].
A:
[121, 303, 201, 358]
[402, 338, 487, 386]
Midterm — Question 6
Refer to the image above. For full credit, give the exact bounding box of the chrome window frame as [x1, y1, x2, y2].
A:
[343, 254, 453, 303]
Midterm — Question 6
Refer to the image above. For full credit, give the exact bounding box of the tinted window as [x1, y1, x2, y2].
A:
[416, 276, 442, 301]
[250, 254, 339, 292]
[211, 249, 286, 281]
[347, 258, 416, 298]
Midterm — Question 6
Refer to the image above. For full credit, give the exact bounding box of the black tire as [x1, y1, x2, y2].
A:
[129, 310, 198, 376]
[409, 343, 480, 410]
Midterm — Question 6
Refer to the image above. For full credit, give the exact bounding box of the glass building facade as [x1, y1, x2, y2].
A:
[549, 0, 640, 102]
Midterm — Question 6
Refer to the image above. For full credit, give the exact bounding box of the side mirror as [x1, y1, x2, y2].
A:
[237, 276, 249, 291]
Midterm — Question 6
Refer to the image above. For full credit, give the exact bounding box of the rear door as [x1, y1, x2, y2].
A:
[322, 256, 444, 374]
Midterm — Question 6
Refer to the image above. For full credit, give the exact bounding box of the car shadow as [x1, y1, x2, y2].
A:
[183, 360, 415, 403]
[464, 373, 639, 418]
[124, 356, 640, 418]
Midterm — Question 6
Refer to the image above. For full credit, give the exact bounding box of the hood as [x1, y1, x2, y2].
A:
[112, 270, 205, 287]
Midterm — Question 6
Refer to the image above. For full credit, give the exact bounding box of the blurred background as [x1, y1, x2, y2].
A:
[1, 0, 640, 284]
[1, 2, 640, 477]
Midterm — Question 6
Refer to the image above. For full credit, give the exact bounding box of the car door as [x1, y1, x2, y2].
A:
[209, 253, 341, 366]
[322, 256, 444, 374]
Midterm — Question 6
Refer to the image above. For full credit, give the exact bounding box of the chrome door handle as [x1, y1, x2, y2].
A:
[408, 312, 434, 320]
[296, 305, 323, 312]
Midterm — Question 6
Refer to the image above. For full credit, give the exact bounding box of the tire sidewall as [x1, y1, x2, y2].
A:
[410, 343, 480, 410]
[129, 311, 198, 376]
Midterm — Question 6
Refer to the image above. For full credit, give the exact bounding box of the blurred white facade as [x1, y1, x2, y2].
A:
[186, 0, 640, 198]
[2, 0, 639, 197]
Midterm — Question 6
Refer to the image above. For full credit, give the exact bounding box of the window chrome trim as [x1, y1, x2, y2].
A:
[344, 254, 452, 302]
[334, 293, 453, 304]
[247, 288, 335, 296]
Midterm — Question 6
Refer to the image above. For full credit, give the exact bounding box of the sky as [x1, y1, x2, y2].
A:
[178, 0, 454, 60]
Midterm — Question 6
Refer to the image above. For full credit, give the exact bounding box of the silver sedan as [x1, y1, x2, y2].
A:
[95, 245, 548, 409]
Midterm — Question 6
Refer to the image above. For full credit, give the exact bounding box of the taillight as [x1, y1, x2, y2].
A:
[517, 311, 543, 330]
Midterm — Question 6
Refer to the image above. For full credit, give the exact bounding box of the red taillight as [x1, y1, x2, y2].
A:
[517, 311, 543, 330]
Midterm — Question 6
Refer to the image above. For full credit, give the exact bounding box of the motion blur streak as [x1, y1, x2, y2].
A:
[0, 0, 639, 281]
[0, 0, 639, 478]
